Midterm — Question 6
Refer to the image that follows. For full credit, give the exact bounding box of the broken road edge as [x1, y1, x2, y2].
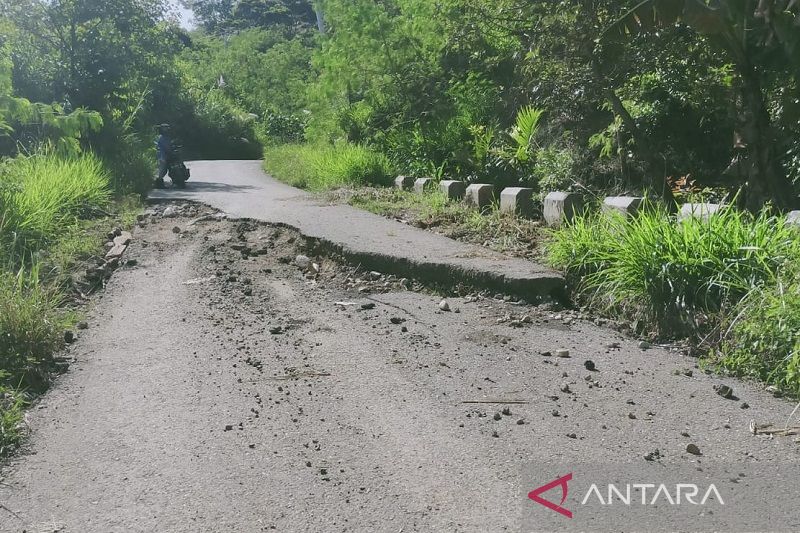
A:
[149, 199, 567, 303]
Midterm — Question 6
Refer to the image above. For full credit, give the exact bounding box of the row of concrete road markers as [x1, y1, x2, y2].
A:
[394, 175, 800, 228]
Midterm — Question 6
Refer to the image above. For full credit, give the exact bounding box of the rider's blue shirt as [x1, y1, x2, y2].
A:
[156, 134, 171, 161]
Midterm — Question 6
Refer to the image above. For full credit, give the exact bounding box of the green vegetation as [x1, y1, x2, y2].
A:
[547, 206, 800, 395]
[718, 270, 800, 396]
[0, 155, 110, 260]
[263, 143, 394, 190]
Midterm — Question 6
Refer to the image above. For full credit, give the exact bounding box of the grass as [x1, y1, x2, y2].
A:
[0, 154, 110, 263]
[0, 152, 131, 456]
[547, 203, 800, 396]
[0, 268, 66, 391]
[263, 142, 395, 190]
[715, 268, 800, 396]
[547, 204, 798, 333]
[0, 267, 67, 455]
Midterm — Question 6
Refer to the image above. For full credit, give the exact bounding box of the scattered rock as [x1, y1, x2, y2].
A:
[501, 407, 512, 416]
[583, 360, 596, 371]
[604, 342, 620, 350]
[172, 226, 182, 234]
[493, 413, 502, 421]
[516, 419, 525, 425]
[686, 443, 702, 456]
[740, 402, 750, 409]
[540, 351, 552, 357]
[64, 330, 75, 344]
[765, 385, 783, 398]
[439, 299, 451, 312]
[224, 425, 233, 431]
[628, 412, 637, 420]
[714, 384, 734, 400]
[390, 317, 405, 325]
[269, 326, 283, 335]
[560, 383, 571, 393]
[644, 449, 663, 461]
[638, 341, 651, 350]
[295, 255, 311, 270]
[492, 430, 499, 438]
[361, 302, 376, 310]
[566, 433, 577, 439]
[163, 206, 178, 218]
[76, 321, 89, 330]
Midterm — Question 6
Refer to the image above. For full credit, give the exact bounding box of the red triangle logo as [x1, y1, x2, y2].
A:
[528, 473, 573, 518]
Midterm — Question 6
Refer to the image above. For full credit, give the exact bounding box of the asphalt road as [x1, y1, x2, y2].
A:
[1, 178, 799, 532]
[150, 160, 563, 299]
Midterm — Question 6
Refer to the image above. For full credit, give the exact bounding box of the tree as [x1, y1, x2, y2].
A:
[0, 31, 102, 156]
[603, 0, 800, 209]
[3, 0, 179, 114]
[183, 0, 317, 34]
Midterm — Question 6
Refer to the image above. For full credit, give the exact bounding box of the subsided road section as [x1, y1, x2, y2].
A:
[149, 160, 564, 300]
[1, 204, 798, 532]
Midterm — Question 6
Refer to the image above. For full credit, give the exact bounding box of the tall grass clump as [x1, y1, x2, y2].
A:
[716, 267, 800, 396]
[0, 154, 110, 261]
[263, 143, 395, 190]
[0, 268, 64, 391]
[548, 205, 799, 334]
[0, 268, 64, 456]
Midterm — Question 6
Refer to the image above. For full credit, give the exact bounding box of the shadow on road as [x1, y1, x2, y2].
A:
[152, 181, 259, 196]
[182, 181, 258, 193]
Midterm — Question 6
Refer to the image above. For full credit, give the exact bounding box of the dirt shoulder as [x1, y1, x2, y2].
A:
[1, 203, 798, 532]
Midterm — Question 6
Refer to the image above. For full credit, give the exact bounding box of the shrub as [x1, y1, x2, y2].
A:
[717, 268, 800, 396]
[263, 143, 395, 190]
[547, 205, 799, 334]
[531, 143, 579, 200]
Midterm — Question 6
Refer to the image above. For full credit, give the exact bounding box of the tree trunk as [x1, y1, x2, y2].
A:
[736, 61, 797, 211]
[602, 85, 677, 208]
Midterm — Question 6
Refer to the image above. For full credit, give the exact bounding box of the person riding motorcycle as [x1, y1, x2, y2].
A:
[154, 124, 190, 189]
[154, 123, 172, 189]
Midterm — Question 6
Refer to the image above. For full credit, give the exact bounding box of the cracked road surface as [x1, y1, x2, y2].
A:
[1, 203, 798, 532]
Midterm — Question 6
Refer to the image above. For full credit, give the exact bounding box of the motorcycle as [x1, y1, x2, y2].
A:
[167, 143, 190, 189]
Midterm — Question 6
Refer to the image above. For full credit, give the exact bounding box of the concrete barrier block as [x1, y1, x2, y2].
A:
[413, 178, 434, 194]
[602, 196, 643, 217]
[394, 175, 414, 190]
[543, 192, 583, 226]
[465, 184, 494, 210]
[500, 187, 534, 217]
[678, 203, 722, 222]
[440, 180, 466, 200]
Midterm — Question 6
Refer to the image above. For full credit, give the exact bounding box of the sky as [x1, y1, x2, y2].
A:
[169, 1, 195, 29]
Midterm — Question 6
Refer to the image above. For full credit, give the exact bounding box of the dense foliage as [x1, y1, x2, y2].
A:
[173, 0, 800, 209]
